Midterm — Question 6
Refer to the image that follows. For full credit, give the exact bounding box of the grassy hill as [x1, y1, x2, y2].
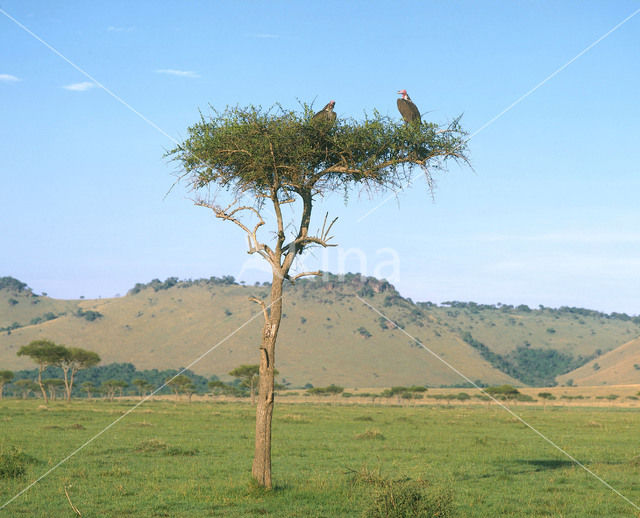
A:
[557, 336, 640, 386]
[1, 275, 639, 387]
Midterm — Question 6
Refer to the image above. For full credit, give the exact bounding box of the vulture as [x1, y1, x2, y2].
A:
[397, 90, 421, 124]
[312, 100, 336, 123]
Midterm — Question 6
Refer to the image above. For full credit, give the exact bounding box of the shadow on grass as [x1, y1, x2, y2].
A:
[514, 459, 575, 471]
[247, 478, 291, 495]
[470, 459, 577, 480]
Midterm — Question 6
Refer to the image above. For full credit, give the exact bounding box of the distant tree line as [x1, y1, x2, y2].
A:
[424, 300, 640, 323]
[4, 362, 211, 399]
[2, 360, 282, 401]
[0, 276, 31, 293]
[127, 275, 244, 295]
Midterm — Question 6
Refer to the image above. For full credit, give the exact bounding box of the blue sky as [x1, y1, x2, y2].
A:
[1, 1, 639, 313]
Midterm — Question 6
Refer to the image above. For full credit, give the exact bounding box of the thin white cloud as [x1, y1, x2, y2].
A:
[0, 74, 20, 82]
[63, 81, 95, 91]
[251, 33, 279, 39]
[107, 26, 134, 32]
[156, 69, 200, 78]
[475, 232, 640, 245]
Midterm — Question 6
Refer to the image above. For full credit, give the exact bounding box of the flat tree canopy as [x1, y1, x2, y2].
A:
[169, 102, 469, 488]
[171, 104, 467, 209]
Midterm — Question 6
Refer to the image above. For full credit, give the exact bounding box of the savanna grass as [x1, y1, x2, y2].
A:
[0, 400, 639, 517]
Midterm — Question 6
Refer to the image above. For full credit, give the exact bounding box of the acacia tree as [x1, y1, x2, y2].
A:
[81, 381, 96, 399]
[43, 378, 65, 401]
[17, 339, 69, 403]
[102, 379, 127, 401]
[0, 370, 14, 399]
[14, 379, 38, 399]
[229, 364, 279, 404]
[59, 347, 101, 401]
[133, 378, 153, 399]
[169, 103, 468, 487]
[167, 374, 196, 401]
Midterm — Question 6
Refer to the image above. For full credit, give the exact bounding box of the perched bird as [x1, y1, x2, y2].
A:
[312, 100, 336, 123]
[397, 90, 421, 124]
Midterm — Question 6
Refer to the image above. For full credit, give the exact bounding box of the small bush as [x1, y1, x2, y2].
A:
[76, 308, 103, 321]
[357, 326, 372, 339]
[0, 447, 28, 479]
[363, 479, 454, 518]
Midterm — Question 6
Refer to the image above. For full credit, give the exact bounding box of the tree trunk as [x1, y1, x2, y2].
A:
[68, 368, 77, 401]
[250, 377, 256, 405]
[252, 273, 284, 488]
[37, 366, 48, 403]
[62, 366, 71, 401]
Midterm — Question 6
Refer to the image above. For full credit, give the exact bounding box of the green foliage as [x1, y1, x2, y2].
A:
[208, 379, 246, 397]
[128, 275, 238, 295]
[17, 339, 69, 368]
[167, 374, 196, 396]
[7, 362, 210, 398]
[358, 286, 375, 298]
[76, 308, 103, 321]
[0, 446, 29, 479]
[29, 312, 59, 325]
[167, 103, 467, 200]
[357, 326, 372, 339]
[0, 276, 29, 292]
[229, 364, 260, 381]
[65, 347, 101, 370]
[485, 385, 520, 399]
[381, 386, 428, 398]
[307, 384, 344, 395]
[460, 331, 587, 386]
[0, 321, 21, 334]
[362, 477, 454, 518]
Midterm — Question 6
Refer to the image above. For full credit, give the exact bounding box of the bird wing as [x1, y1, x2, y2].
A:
[312, 102, 331, 120]
[397, 98, 420, 123]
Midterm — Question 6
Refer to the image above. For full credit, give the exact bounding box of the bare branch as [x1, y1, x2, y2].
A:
[289, 270, 323, 282]
[195, 199, 276, 262]
[249, 296, 269, 324]
[64, 486, 82, 517]
[282, 212, 338, 253]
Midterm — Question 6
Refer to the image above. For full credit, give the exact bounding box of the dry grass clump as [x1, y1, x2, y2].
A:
[135, 438, 168, 452]
[280, 414, 311, 424]
[355, 429, 385, 440]
[134, 438, 198, 456]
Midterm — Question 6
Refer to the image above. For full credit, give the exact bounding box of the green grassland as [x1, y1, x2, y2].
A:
[1, 400, 640, 517]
